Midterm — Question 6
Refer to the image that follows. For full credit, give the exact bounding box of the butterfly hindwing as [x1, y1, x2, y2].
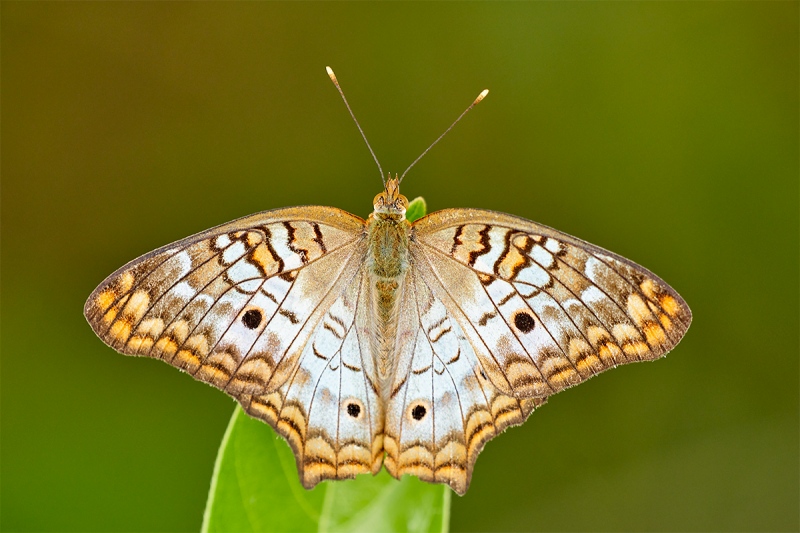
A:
[238, 270, 383, 488]
[84, 207, 367, 396]
[383, 264, 546, 495]
[412, 208, 692, 399]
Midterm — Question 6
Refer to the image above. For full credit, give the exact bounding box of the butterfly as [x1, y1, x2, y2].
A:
[84, 68, 691, 495]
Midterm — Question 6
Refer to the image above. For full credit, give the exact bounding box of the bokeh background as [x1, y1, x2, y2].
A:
[2, 3, 797, 531]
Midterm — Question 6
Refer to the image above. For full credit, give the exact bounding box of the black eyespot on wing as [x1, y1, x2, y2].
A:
[242, 309, 263, 329]
[347, 403, 361, 418]
[411, 405, 426, 421]
[513, 311, 536, 333]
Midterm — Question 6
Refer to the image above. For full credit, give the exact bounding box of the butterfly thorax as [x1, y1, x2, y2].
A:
[366, 179, 411, 380]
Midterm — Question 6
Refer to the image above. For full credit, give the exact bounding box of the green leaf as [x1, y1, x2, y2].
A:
[406, 197, 427, 223]
[202, 406, 449, 533]
[318, 470, 450, 533]
[201, 406, 324, 533]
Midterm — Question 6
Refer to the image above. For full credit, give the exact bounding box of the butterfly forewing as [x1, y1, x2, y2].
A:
[84, 206, 367, 396]
[412, 208, 692, 399]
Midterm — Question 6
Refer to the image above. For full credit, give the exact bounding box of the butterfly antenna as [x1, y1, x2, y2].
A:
[326, 66, 385, 187]
[399, 89, 489, 184]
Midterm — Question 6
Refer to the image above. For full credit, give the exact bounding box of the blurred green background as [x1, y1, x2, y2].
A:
[2, 3, 797, 532]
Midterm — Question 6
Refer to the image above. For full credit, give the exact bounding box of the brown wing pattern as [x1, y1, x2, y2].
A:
[413, 208, 692, 400]
[84, 207, 367, 397]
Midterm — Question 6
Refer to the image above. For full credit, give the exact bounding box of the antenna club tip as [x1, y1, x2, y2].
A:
[475, 89, 489, 104]
[326, 66, 338, 83]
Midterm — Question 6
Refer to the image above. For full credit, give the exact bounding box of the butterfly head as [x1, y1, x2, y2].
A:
[373, 177, 408, 220]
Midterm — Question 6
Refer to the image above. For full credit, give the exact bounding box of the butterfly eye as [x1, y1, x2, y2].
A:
[241, 308, 263, 329]
[512, 311, 536, 333]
